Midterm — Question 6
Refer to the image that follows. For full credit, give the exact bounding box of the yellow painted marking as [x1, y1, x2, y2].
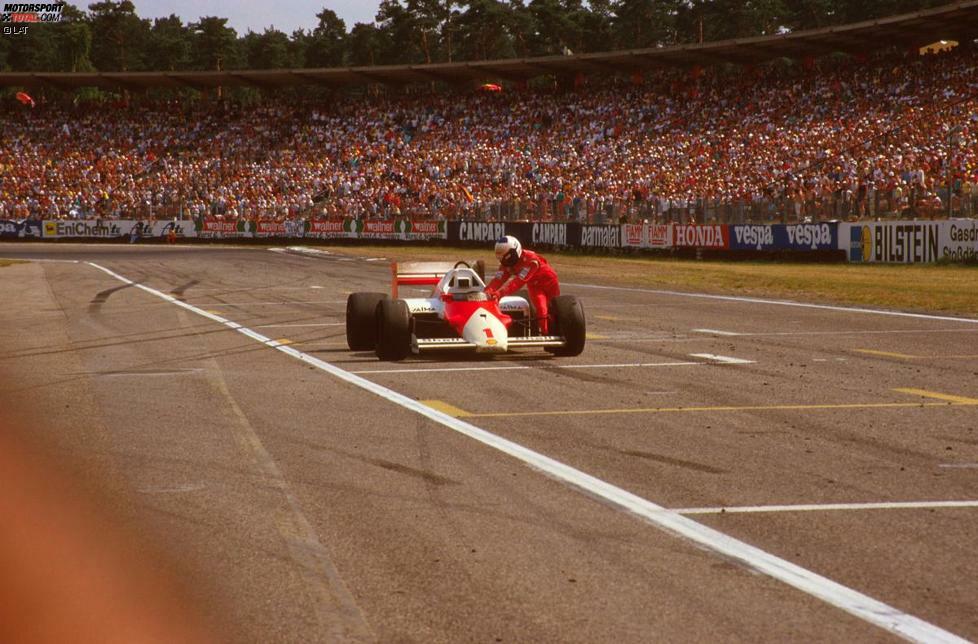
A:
[854, 349, 917, 360]
[594, 315, 620, 321]
[203, 310, 223, 315]
[894, 388, 978, 405]
[274, 338, 293, 346]
[586, 333, 609, 340]
[421, 400, 472, 418]
[465, 400, 978, 419]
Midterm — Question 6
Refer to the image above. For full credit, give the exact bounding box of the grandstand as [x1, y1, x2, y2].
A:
[1, 2, 977, 223]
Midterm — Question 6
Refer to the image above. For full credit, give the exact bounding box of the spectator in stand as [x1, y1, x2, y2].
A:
[2, 45, 977, 223]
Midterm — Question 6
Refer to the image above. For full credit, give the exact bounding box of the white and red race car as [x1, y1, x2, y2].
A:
[346, 260, 586, 361]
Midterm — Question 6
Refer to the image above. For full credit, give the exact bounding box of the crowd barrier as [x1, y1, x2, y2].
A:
[2, 217, 976, 264]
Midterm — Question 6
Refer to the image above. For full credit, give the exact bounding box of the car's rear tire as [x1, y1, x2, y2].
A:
[376, 298, 412, 361]
[347, 292, 388, 350]
[548, 295, 586, 356]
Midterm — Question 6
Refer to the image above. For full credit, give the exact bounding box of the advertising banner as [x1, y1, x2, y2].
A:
[942, 220, 978, 262]
[530, 222, 572, 247]
[621, 223, 646, 248]
[1, 219, 42, 239]
[42, 219, 199, 239]
[361, 219, 396, 239]
[729, 223, 837, 251]
[197, 219, 253, 238]
[306, 219, 359, 239]
[579, 225, 621, 249]
[673, 224, 729, 249]
[148, 220, 196, 238]
[254, 221, 287, 237]
[648, 224, 672, 249]
[43, 219, 129, 239]
[840, 221, 977, 263]
[783, 222, 837, 250]
[397, 219, 447, 240]
[449, 221, 509, 243]
[0, 220, 21, 239]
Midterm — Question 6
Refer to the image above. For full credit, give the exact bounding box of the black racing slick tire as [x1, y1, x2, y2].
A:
[549, 295, 586, 357]
[375, 298, 412, 361]
[346, 292, 388, 350]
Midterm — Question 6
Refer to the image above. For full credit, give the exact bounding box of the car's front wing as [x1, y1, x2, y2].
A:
[413, 336, 565, 352]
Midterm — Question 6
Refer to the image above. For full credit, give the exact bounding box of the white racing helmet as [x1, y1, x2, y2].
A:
[494, 235, 522, 267]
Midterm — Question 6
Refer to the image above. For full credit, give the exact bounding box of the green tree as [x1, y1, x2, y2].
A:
[242, 28, 293, 69]
[348, 22, 383, 66]
[87, 0, 150, 70]
[189, 16, 239, 70]
[612, 0, 679, 49]
[305, 8, 348, 67]
[146, 15, 191, 71]
[375, 0, 422, 64]
[677, 0, 787, 42]
[524, 0, 583, 56]
[455, 0, 517, 61]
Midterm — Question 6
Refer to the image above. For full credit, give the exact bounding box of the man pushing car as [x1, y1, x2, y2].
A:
[484, 235, 560, 334]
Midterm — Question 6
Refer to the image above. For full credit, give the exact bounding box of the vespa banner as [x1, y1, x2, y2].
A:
[729, 223, 837, 251]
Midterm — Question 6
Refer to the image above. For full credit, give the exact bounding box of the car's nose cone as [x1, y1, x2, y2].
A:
[462, 309, 508, 352]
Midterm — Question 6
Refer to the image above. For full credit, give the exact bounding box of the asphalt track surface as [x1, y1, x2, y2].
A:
[2, 243, 977, 643]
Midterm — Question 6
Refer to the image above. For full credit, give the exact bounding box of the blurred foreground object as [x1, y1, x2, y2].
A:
[0, 411, 217, 644]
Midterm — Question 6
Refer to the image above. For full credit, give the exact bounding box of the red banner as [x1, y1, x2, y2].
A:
[309, 220, 345, 234]
[255, 221, 286, 235]
[363, 220, 395, 234]
[202, 220, 238, 233]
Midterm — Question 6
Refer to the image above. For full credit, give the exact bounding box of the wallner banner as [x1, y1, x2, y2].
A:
[842, 220, 977, 263]
[729, 223, 838, 251]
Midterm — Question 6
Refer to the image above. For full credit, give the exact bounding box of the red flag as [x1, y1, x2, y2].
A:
[16, 92, 35, 108]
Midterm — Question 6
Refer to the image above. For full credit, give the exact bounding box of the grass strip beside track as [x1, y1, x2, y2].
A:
[319, 244, 978, 317]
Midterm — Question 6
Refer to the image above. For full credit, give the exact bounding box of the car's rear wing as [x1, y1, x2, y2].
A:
[390, 260, 486, 298]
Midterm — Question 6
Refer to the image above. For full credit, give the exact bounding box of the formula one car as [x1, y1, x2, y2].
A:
[346, 260, 586, 361]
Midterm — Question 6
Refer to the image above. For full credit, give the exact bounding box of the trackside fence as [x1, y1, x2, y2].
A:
[2, 218, 976, 264]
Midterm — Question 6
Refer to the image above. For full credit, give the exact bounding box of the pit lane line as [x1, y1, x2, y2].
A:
[85, 261, 967, 644]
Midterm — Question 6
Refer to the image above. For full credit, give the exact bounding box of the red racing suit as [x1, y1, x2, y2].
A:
[486, 249, 560, 334]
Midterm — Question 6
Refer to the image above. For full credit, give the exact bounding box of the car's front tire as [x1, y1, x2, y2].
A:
[347, 292, 389, 350]
[375, 298, 412, 361]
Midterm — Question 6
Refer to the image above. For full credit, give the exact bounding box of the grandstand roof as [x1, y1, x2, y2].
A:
[3, 0, 978, 91]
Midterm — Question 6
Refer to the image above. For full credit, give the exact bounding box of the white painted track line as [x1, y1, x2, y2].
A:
[86, 262, 968, 644]
[695, 328, 978, 338]
[692, 328, 742, 336]
[690, 353, 756, 365]
[567, 282, 978, 325]
[675, 501, 978, 515]
[254, 323, 344, 328]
